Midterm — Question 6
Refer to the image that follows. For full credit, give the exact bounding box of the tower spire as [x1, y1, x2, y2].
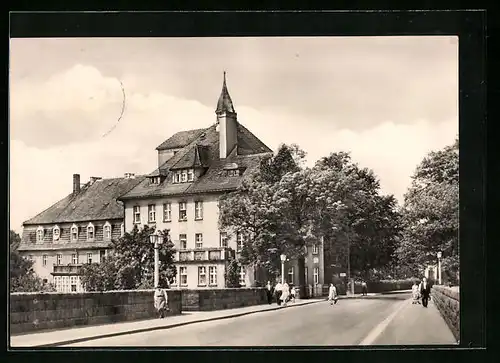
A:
[216, 71, 236, 115]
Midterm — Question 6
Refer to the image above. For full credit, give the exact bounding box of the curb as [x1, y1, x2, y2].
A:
[33, 299, 324, 347]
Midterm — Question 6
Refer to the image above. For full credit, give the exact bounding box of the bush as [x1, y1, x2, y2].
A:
[366, 279, 414, 293]
[225, 257, 241, 288]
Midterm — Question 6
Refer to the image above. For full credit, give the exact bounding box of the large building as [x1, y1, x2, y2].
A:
[17, 174, 144, 292]
[118, 74, 328, 292]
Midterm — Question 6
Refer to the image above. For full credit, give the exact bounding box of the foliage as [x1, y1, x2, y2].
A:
[396, 139, 459, 283]
[225, 257, 241, 288]
[10, 230, 56, 293]
[79, 225, 177, 291]
[219, 144, 402, 286]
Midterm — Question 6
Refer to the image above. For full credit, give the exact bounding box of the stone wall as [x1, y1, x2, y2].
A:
[10, 289, 182, 335]
[431, 285, 460, 342]
[182, 288, 267, 311]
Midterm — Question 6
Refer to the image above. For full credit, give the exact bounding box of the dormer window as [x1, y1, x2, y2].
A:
[172, 169, 195, 184]
[36, 226, 44, 243]
[226, 169, 240, 177]
[104, 221, 112, 241]
[52, 225, 60, 241]
[181, 170, 187, 182]
[71, 224, 78, 241]
[150, 176, 161, 185]
[187, 169, 194, 181]
[87, 222, 95, 241]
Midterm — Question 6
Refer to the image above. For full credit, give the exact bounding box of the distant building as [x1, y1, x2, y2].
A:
[18, 174, 144, 292]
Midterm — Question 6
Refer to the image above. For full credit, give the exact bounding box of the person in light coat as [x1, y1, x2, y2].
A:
[328, 283, 338, 305]
[154, 286, 170, 318]
[274, 281, 283, 306]
[280, 282, 290, 306]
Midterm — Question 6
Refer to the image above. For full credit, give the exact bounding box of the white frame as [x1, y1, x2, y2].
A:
[56, 253, 62, 265]
[179, 266, 188, 286]
[181, 170, 188, 183]
[220, 232, 228, 248]
[87, 252, 93, 264]
[187, 168, 194, 182]
[71, 253, 78, 264]
[179, 234, 187, 249]
[198, 266, 207, 286]
[179, 202, 187, 220]
[209, 266, 217, 285]
[313, 267, 319, 285]
[87, 222, 95, 241]
[36, 226, 44, 243]
[52, 225, 60, 241]
[148, 204, 156, 223]
[133, 205, 141, 224]
[163, 203, 172, 222]
[195, 201, 203, 220]
[104, 221, 112, 241]
[195, 233, 203, 249]
[71, 224, 78, 241]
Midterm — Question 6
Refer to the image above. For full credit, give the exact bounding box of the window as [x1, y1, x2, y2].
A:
[312, 244, 319, 254]
[220, 232, 228, 248]
[236, 232, 244, 251]
[179, 202, 187, 221]
[227, 169, 239, 177]
[181, 170, 188, 183]
[72, 254, 78, 264]
[56, 254, 62, 265]
[87, 253, 93, 264]
[120, 223, 125, 237]
[70, 276, 77, 292]
[133, 206, 141, 224]
[53, 225, 60, 241]
[195, 233, 203, 249]
[313, 267, 319, 285]
[104, 222, 112, 240]
[198, 266, 207, 286]
[163, 203, 172, 222]
[195, 201, 203, 220]
[209, 266, 217, 286]
[288, 267, 294, 284]
[87, 223, 95, 241]
[179, 234, 187, 249]
[150, 176, 160, 184]
[175, 171, 181, 183]
[180, 266, 188, 286]
[305, 267, 308, 284]
[187, 169, 194, 182]
[239, 265, 246, 286]
[36, 226, 44, 243]
[171, 270, 177, 285]
[148, 204, 156, 223]
[42, 255, 47, 267]
[71, 224, 78, 241]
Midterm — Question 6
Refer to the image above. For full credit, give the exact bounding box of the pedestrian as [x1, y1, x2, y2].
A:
[265, 281, 274, 304]
[290, 286, 297, 303]
[275, 280, 283, 306]
[281, 282, 290, 306]
[419, 277, 431, 308]
[412, 280, 421, 304]
[153, 286, 170, 318]
[328, 283, 338, 305]
[361, 281, 368, 296]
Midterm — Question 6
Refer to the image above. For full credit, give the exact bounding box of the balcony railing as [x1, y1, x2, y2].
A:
[175, 247, 234, 263]
[52, 263, 83, 275]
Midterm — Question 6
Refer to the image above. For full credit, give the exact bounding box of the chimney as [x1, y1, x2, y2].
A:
[73, 174, 81, 194]
[124, 173, 136, 179]
[215, 72, 238, 159]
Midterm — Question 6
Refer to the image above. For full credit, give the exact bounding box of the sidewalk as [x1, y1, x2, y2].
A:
[10, 298, 324, 348]
[360, 297, 458, 345]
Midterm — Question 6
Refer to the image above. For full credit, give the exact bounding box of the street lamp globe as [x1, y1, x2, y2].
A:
[149, 230, 159, 245]
[280, 254, 287, 262]
[437, 251, 442, 259]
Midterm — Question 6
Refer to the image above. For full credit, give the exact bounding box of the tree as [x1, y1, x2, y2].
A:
[396, 139, 459, 283]
[10, 230, 56, 293]
[225, 257, 241, 288]
[79, 225, 177, 291]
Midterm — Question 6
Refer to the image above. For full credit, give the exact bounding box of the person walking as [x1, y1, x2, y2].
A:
[328, 283, 338, 305]
[419, 277, 432, 308]
[153, 286, 170, 318]
[274, 280, 283, 306]
[265, 281, 274, 304]
[281, 282, 290, 306]
[361, 281, 368, 296]
[290, 286, 297, 303]
[412, 280, 421, 304]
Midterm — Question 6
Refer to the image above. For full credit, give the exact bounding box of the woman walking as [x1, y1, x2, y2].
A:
[154, 286, 170, 318]
[280, 282, 290, 306]
[328, 283, 338, 305]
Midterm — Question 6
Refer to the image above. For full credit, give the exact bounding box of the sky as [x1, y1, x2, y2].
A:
[9, 36, 458, 233]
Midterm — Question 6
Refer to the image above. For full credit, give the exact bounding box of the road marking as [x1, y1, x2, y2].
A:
[358, 299, 410, 346]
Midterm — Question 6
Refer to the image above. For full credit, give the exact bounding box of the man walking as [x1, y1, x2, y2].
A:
[328, 283, 338, 305]
[265, 281, 274, 304]
[419, 277, 431, 308]
[274, 280, 283, 306]
[361, 281, 368, 296]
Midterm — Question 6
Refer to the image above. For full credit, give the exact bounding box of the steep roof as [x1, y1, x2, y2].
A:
[23, 176, 146, 225]
[216, 71, 236, 115]
[156, 128, 206, 151]
[120, 122, 273, 201]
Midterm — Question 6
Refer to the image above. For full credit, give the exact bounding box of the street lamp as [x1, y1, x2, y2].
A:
[280, 254, 286, 285]
[149, 230, 164, 288]
[437, 251, 442, 285]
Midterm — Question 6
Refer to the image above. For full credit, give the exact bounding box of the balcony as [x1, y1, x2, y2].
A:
[174, 247, 234, 263]
[51, 264, 83, 275]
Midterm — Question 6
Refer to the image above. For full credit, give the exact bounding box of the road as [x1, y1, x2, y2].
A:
[62, 292, 456, 347]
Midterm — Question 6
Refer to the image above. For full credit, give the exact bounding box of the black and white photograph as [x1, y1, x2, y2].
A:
[9, 34, 460, 347]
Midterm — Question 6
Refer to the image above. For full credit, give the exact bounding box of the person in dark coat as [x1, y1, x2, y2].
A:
[419, 277, 432, 308]
[265, 281, 274, 304]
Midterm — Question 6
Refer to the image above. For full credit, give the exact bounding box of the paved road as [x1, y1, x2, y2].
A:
[62, 292, 456, 347]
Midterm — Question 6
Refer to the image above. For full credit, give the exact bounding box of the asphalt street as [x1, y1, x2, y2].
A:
[62, 291, 456, 347]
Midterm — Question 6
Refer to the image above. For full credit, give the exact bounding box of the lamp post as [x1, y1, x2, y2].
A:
[149, 230, 164, 288]
[280, 254, 286, 285]
[437, 251, 442, 285]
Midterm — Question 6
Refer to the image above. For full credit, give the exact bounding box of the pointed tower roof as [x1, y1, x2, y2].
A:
[216, 71, 236, 115]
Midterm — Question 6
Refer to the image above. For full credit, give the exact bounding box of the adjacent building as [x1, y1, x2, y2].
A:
[17, 174, 144, 292]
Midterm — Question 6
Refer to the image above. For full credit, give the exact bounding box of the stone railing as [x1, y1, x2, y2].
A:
[10, 289, 182, 335]
[182, 288, 267, 311]
[431, 285, 460, 342]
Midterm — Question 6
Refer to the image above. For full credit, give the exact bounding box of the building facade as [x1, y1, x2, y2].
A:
[18, 174, 144, 292]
